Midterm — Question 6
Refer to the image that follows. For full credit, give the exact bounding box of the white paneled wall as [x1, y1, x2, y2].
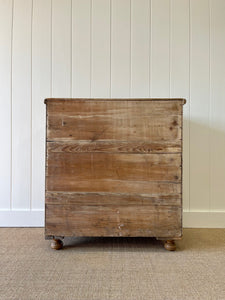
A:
[0, 0, 225, 227]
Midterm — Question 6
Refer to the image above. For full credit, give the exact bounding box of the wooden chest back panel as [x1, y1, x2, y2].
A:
[45, 98, 185, 238]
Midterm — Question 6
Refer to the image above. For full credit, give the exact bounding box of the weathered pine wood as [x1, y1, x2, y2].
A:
[45, 204, 182, 237]
[46, 191, 181, 206]
[45, 98, 185, 250]
[46, 99, 183, 142]
[47, 140, 181, 154]
[46, 178, 181, 194]
[47, 114, 181, 142]
[46, 152, 181, 182]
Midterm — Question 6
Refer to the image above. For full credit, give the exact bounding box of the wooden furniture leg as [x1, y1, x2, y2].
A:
[51, 238, 63, 250]
[164, 240, 176, 251]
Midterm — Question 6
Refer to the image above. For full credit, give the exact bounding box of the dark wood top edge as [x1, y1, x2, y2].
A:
[44, 98, 186, 104]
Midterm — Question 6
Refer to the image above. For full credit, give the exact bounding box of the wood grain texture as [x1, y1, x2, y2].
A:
[46, 152, 181, 182]
[45, 204, 182, 237]
[47, 141, 181, 154]
[46, 191, 181, 206]
[46, 178, 181, 194]
[45, 98, 185, 110]
[45, 98, 185, 241]
[46, 99, 184, 142]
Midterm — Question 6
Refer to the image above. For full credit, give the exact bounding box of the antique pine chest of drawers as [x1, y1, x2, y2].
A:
[45, 98, 186, 251]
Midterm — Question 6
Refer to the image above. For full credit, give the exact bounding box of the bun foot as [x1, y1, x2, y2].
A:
[164, 240, 176, 251]
[51, 238, 63, 250]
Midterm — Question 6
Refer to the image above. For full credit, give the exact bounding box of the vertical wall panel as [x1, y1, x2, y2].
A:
[1, 0, 225, 225]
[170, 0, 190, 211]
[130, 0, 150, 97]
[91, 0, 110, 97]
[190, 0, 210, 211]
[151, 0, 170, 97]
[0, 0, 12, 209]
[210, 0, 225, 211]
[72, 0, 91, 97]
[52, 0, 71, 97]
[111, 0, 130, 97]
[32, 0, 51, 210]
[12, 0, 32, 209]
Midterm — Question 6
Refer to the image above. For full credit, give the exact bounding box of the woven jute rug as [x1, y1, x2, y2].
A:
[0, 228, 225, 300]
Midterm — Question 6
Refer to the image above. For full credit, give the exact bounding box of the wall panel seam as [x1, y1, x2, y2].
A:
[90, 0, 92, 97]
[109, 0, 112, 98]
[10, 0, 14, 211]
[71, 0, 73, 96]
[30, 0, 33, 211]
[209, 0, 212, 212]
[169, 0, 171, 98]
[188, 0, 191, 212]
[149, 0, 152, 97]
[50, 0, 53, 97]
[129, 0, 132, 97]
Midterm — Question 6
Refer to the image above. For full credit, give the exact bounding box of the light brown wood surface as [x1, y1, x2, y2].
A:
[46, 191, 181, 206]
[45, 98, 185, 247]
[47, 140, 181, 154]
[47, 152, 181, 182]
[45, 204, 182, 237]
[46, 99, 183, 142]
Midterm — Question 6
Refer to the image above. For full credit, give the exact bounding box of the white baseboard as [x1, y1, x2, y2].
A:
[0, 210, 44, 227]
[183, 211, 225, 228]
[0, 210, 225, 228]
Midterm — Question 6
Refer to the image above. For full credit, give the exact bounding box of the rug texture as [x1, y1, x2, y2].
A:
[0, 228, 225, 300]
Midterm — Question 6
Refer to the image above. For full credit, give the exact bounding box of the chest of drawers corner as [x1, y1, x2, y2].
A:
[45, 98, 186, 251]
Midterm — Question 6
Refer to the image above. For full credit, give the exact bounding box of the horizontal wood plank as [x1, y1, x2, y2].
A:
[47, 140, 181, 154]
[46, 100, 182, 142]
[46, 152, 181, 182]
[45, 98, 185, 114]
[46, 178, 181, 194]
[47, 115, 181, 142]
[46, 191, 181, 206]
[45, 204, 182, 237]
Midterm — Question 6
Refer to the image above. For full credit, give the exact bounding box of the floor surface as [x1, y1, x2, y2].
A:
[0, 228, 225, 300]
